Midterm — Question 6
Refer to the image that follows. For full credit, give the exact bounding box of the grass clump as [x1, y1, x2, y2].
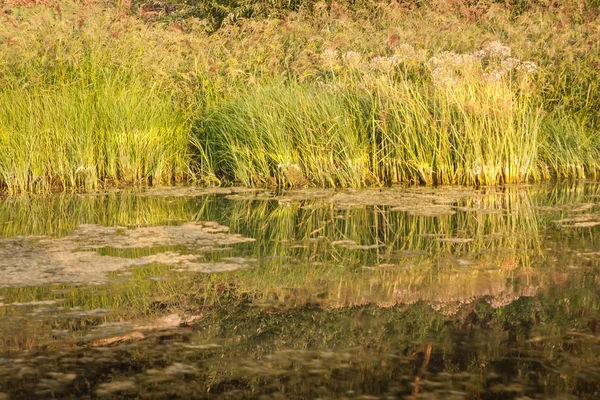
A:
[539, 115, 600, 179]
[200, 83, 367, 187]
[203, 42, 543, 186]
[0, 1, 196, 194]
[0, 74, 190, 193]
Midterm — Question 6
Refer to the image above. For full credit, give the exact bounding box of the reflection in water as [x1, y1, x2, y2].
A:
[1, 183, 600, 398]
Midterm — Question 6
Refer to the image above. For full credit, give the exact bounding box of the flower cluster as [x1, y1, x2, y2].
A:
[430, 68, 457, 87]
[518, 61, 537, 73]
[428, 51, 478, 70]
[369, 44, 427, 73]
[427, 42, 538, 87]
[482, 70, 503, 84]
[321, 48, 339, 66]
[342, 51, 362, 67]
[369, 56, 396, 73]
[482, 41, 512, 58]
[319, 43, 428, 75]
[317, 41, 537, 88]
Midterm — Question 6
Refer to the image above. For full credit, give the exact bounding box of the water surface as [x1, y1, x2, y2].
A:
[1, 184, 600, 399]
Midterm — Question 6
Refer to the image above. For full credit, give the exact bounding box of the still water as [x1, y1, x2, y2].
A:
[1, 184, 600, 399]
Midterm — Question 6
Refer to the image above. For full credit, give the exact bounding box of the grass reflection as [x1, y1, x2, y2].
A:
[1, 184, 600, 397]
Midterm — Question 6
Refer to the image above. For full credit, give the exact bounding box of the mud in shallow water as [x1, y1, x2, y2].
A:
[1, 183, 600, 399]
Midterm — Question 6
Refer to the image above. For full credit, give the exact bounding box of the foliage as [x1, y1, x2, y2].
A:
[1, 0, 599, 192]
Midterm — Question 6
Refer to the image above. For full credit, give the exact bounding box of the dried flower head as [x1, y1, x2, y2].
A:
[482, 41, 511, 59]
[483, 70, 503, 83]
[369, 56, 395, 73]
[393, 43, 416, 62]
[321, 48, 339, 66]
[342, 51, 362, 67]
[500, 57, 521, 73]
[428, 51, 477, 70]
[518, 61, 537, 74]
[431, 67, 457, 87]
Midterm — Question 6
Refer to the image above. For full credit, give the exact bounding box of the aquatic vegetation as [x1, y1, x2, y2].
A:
[0, 0, 599, 192]
[200, 83, 368, 187]
[0, 1, 197, 194]
[0, 222, 255, 287]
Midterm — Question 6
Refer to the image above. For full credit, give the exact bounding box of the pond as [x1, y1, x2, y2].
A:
[1, 183, 600, 399]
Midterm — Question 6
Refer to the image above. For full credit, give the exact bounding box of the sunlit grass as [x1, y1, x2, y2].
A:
[0, 1, 197, 194]
[0, 76, 191, 193]
[202, 43, 544, 186]
[200, 83, 368, 187]
[0, 0, 599, 192]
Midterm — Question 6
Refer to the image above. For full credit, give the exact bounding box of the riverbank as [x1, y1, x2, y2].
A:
[1, 0, 599, 193]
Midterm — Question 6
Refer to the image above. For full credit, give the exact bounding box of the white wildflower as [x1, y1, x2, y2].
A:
[428, 51, 476, 70]
[500, 57, 521, 73]
[393, 43, 416, 62]
[428, 51, 459, 69]
[369, 56, 395, 73]
[483, 41, 511, 59]
[431, 67, 457, 87]
[518, 61, 537, 74]
[483, 70, 503, 83]
[321, 49, 339, 66]
[342, 51, 362, 67]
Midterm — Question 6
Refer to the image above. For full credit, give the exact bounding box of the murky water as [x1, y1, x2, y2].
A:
[1, 183, 600, 399]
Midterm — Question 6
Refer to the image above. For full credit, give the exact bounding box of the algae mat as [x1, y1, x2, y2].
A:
[0, 222, 255, 287]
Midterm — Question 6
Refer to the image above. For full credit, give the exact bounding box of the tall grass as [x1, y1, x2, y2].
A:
[1, 0, 599, 192]
[0, 1, 197, 194]
[538, 115, 600, 179]
[201, 42, 544, 186]
[200, 83, 368, 187]
[0, 74, 191, 193]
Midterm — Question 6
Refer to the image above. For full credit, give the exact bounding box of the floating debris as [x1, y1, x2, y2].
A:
[0, 222, 255, 287]
[435, 238, 474, 244]
[331, 240, 386, 250]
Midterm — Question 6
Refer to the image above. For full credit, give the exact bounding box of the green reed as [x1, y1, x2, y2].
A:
[0, 77, 191, 193]
[191, 0, 600, 187]
[0, 1, 196, 194]
[199, 83, 368, 187]
[538, 115, 600, 179]
[1, 0, 600, 192]
[202, 43, 544, 186]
